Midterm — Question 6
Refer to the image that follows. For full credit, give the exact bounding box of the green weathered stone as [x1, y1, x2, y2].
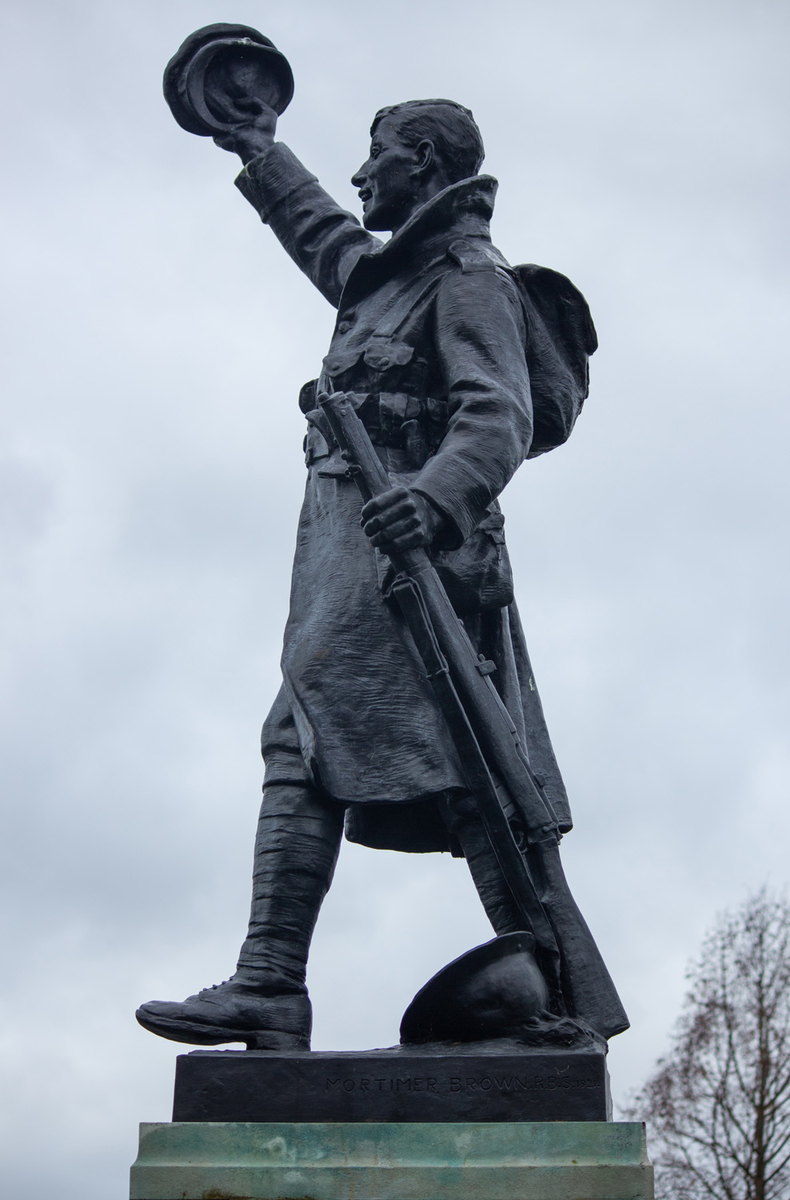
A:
[130, 1120, 654, 1199]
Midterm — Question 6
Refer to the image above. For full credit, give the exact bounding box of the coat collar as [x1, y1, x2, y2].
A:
[379, 173, 498, 259]
[347, 174, 499, 295]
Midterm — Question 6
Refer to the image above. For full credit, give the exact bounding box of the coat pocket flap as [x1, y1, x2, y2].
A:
[323, 346, 364, 377]
[363, 338, 414, 371]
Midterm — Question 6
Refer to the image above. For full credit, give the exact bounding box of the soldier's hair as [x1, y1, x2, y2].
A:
[370, 100, 485, 183]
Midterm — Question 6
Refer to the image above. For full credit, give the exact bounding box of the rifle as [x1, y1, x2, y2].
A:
[319, 390, 629, 1040]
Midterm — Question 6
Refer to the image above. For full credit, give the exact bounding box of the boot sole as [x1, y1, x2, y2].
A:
[135, 1008, 310, 1051]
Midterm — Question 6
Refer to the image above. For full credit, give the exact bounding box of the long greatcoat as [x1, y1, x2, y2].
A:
[236, 144, 573, 854]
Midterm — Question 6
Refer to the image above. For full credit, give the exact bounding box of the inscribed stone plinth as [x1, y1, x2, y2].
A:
[173, 1044, 611, 1123]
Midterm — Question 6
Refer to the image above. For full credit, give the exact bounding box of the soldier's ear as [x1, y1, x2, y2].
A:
[412, 139, 435, 177]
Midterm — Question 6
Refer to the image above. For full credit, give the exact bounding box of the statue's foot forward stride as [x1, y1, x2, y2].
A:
[136, 781, 342, 1050]
[136, 978, 312, 1050]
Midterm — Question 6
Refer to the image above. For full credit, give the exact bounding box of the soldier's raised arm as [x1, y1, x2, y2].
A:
[215, 102, 380, 308]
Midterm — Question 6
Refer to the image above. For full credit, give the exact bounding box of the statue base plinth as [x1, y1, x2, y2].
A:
[130, 1120, 654, 1199]
[172, 1042, 611, 1122]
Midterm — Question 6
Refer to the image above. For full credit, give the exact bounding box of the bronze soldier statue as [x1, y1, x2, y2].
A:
[137, 25, 627, 1052]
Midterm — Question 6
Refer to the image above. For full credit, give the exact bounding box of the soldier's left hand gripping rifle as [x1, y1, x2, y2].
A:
[319, 390, 629, 1041]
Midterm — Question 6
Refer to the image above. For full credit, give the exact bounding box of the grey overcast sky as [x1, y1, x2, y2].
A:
[1, 0, 788, 1195]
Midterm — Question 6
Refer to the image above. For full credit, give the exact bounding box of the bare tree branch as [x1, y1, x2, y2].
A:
[626, 891, 790, 1200]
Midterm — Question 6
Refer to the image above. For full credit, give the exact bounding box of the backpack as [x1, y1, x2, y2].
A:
[512, 264, 598, 458]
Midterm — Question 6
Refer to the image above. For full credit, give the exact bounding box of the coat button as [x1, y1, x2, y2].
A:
[378, 357, 390, 369]
[337, 321, 351, 334]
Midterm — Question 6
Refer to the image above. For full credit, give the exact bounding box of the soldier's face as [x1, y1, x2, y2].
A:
[352, 118, 419, 233]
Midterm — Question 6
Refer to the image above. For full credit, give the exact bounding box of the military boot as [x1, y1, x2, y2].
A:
[136, 783, 344, 1049]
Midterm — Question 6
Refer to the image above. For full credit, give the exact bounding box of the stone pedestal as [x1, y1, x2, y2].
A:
[130, 1119, 654, 1199]
[132, 1045, 652, 1198]
[173, 1044, 612, 1123]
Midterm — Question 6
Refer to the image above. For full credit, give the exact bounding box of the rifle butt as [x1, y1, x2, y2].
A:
[528, 840, 630, 1039]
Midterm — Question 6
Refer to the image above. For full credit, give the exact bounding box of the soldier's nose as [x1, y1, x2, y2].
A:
[351, 165, 368, 187]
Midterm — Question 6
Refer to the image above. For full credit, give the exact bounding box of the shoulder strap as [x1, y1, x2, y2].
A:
[369, 258, 448, 342]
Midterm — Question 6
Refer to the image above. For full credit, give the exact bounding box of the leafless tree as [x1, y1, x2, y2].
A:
[628, 891, 790, 1200]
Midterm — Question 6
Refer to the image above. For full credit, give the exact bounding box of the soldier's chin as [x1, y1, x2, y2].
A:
[361, 201, 392, 232]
